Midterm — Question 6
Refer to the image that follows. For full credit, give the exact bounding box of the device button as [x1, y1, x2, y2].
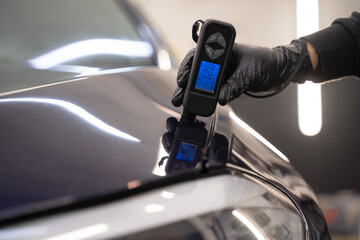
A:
[205, 32, 226, 59]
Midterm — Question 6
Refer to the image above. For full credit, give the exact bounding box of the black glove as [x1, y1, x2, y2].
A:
[161, 117, 206, 153]
[172, 39, 312, 106]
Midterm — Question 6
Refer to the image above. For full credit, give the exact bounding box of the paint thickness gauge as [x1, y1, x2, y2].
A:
[182, 19, 236, 121]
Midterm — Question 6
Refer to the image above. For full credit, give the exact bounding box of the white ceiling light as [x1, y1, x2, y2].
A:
[296, 0, 322, 136]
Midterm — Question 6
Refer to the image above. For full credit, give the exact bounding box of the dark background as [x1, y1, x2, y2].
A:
[230, 76, 360, 193]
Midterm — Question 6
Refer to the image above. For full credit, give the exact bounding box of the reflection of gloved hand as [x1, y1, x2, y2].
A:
[172, 39, 312, 106]
[162, 117, 205, 153]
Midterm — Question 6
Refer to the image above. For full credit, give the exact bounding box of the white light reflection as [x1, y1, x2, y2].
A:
[152, 137, 168, 176]
[296, 0, 322, 136]
[29, 39, 154, 70]
[157, 49, 172, 71]
[232, 210, 267, 240]
[0, 98, 140, 143]
[161, 190, 175, 199]
[144, 204, 164, 213]
[151, 100, 181, 119]
[0, 226, 47, 239]
[51, 65, 100, 77]
[229, 111, 289, 162]
[44, 223, 108, 240]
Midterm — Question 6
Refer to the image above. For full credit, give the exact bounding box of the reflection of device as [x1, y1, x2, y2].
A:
[182, 19, 236, 120]
[166, 122, 207, 173]
[176, 142, 198, 162]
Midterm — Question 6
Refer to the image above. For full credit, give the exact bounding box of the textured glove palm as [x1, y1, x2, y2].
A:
[172, 39, 311, 106]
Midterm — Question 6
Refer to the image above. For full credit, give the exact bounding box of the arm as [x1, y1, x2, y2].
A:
[301, 11, 360, 82]
[173, 12, 360, 106]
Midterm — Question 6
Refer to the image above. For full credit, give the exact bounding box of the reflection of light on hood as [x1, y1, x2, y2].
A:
[152, 137, 167, 177]
[160, 190, 175, 199]
[28, 39, 153, 70]
[44, 223, 108, 240]
[151, 100, 181, 119]
[144, 204, 164, 213]
[0, 226, 48, 239]
[50, 65, 100, 77]
[0, 98, 141, 143]
[157, 49, 172, 71]
[232, 210, 266, 240]
[229, 111, 289, 162]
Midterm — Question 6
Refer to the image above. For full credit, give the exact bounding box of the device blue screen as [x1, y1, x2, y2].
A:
[176, 142, 197, 162]
[195, 60, 220, 92]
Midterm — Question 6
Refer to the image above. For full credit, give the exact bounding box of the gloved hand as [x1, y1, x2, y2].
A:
[172, 39, 312, 106]
[162, 117, 206, 153]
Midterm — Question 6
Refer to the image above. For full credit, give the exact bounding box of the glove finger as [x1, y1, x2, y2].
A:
[162, 117, 179, 153]
[218, 71, 246, 105]
[218, 83, 231, 106]
[171, 87, 185, 107]
[166, 117, 179, 132]
[177, 48, 195, 87]
[177, 70, 190, 88]
[161, 132, 173, 153]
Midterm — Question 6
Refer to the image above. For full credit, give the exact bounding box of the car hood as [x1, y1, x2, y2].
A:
[0, 67, 326, 237]
[0, 67, 184, 220]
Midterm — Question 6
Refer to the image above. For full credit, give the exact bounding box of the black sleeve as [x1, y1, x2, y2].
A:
[301, 11, 360, 82]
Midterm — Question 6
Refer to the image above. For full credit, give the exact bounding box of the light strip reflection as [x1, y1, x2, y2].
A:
[144, 204, 164, 213]
[152, 137, 167, 176]
[232, 210, 267, 240]
[0, 226, 47, 239]
[229, 111, 289, 162]
[0, 98, 140, 143]
[44, 223, 108, 240]
[29, 39, 153, 70]
[157, 49, 172, 71]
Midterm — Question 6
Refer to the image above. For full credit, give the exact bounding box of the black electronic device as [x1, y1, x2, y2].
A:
[182, 19, 236, 120]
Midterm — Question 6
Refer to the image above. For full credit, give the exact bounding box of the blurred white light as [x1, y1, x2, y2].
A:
[144, 204, 164, 213]
[161, 190, 175, 199]
[229, 111, 289, 162]
[296, 0, 322, 136]
[297, 81, 322, 136]
[44, 223, 108, 240]
[0, 227, 47, 239]
[157, 49, 172, 71]
[152, 138, 168, 176]
[296, 0, 319, 37]
[51, 65, 100, 76]
[232, 210, 266, 240]
[29, 39, 153, 70]
[0, 98, 141, 143]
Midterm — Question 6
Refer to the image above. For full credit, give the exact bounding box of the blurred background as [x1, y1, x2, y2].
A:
[130, 0, 360, 239]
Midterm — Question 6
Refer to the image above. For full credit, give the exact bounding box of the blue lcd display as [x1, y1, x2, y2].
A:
[176, 142, 198, 162]
[195, 60, 221, 92]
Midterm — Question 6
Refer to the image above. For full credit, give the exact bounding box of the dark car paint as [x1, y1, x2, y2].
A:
[0, 68, 179, 219]
[0, 67, 330, 239]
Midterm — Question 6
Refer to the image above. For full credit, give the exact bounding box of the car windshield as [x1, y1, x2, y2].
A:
[0, 0, 156, 94]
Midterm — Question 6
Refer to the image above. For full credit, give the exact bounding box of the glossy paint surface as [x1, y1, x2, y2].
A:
[0, 67, 181, 220]
[0, 67, 329, 238]
[0, 175, 304, 240]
